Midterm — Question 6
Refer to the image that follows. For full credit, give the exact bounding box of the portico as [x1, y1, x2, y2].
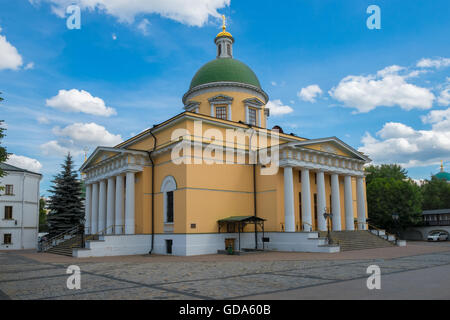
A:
[280, 137, 369, 232]
[81, 147, 150, 236]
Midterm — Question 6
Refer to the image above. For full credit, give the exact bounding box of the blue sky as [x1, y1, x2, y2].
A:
[1, 0, 449, 195]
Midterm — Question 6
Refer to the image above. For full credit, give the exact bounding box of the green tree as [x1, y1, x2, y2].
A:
[47, 154, 85, 236]
[39, 197, 48, 233]
[421, 176, 450, 210]
[0, 92, 8, 179]
[365, 164, 422, 232]
[365, 164, 408, 185]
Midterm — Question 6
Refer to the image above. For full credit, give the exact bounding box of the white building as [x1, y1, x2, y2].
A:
[0, 163, 42, 250]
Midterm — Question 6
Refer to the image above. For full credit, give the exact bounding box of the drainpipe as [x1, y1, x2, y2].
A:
[246, 124, 258, 250]
[147, 127, 157, 254]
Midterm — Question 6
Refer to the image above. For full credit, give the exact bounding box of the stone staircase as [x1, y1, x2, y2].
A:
[47, 235, 84, 257]
[319, 230, 395, 251]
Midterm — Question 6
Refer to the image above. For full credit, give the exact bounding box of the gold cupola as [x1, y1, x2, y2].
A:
[215, 15, 234, 59]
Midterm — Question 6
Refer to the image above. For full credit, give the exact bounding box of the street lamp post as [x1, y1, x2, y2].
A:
[392, 213, 400, 240]
[323, 207, 333, 245]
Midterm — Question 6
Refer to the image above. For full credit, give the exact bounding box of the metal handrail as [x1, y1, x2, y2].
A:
[302, 221, 315, 231]
[39, 225, 81, 252]
[367, 223, 396, 239]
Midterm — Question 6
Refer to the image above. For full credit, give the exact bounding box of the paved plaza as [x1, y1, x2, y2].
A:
[1, 242, 450, 300]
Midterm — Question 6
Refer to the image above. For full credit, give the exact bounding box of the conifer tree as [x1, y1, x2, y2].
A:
[47, 153, 84, 236]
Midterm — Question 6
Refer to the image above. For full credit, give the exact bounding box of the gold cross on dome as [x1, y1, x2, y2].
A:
[222, 15, 226, 31]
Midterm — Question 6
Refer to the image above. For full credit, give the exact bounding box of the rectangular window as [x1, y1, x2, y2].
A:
[165, 239, 173, 255]
[5, 185, 13, 195]
[299, 171, 302, 183]
[3, 234, 11, 244]
[216, 106, 227, 120]
[4, 206, 13, 220]
[166, 191, 174, 223]
[248, 108, 257, 126]
[314, 173, 317, 185]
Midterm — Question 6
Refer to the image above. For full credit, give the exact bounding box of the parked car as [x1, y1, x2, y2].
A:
[427, 232, 449, 241]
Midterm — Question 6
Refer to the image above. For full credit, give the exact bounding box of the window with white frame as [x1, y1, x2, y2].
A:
[5, 185, 13, 195]
[248, 108, 257, 126]
[4, 206, 13, 220]
[161, 176, 177, 224]
[3, 234, 11, 244]
[215, 106, 227, 120]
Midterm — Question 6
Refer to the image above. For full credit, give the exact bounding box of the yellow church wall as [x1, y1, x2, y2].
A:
[89, 112, 369, 237]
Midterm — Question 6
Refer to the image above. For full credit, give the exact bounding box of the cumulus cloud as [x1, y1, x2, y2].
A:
[266, 99, 294, 116]
[298, 84, 323, 103]
[437, 88, 450, 106]
[46, 89, 116, 117]
[359, 107, 450, 167]
[416, 57, 450, 69]
[137, 18, 151, 35]
[329, 65, 435, 113]
[40, 122, 122, 156]
[0, 27, 23, 70]
[32, 0, 230, 26]
[6, 154, 42, 173]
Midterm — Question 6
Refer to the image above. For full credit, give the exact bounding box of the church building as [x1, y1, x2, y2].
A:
[78, 20, 371, 257]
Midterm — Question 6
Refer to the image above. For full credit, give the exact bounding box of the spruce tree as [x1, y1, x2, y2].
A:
[47, 153, 85, 236]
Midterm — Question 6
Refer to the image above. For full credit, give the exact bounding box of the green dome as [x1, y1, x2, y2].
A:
[435, 171, 450, 181]
[190, 58, 261, 89]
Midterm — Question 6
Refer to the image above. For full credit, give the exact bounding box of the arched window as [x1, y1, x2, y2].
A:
[161, 176, 177, 223]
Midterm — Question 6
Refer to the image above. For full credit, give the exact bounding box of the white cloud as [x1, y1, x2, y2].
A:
[329, 65, 435, 113]
[6, 154, 42, 173]
[266, 99, 294, 116]
[437, 88, 450, 106]
[37, 116, 50, 124]
[53, 122, 122, 146]
[46, 89, 117, 117]
[33, 0, 230, 26]
[298, 84, 323, 103]
[0, 27, 23, 70]
[24, 62, 34, 70]
[41, 122, 122, 157]
[137, 18, 151, 35]
[359, 108, 450, 167]
[416, 57, 450, 69]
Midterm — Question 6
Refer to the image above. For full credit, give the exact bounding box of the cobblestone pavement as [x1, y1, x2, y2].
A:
[1, 244, 450, 300]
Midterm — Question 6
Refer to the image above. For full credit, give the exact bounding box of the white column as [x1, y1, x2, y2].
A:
[344, 175, 355, 231]
[91, 183, 99, 234]
[84, 184, 92, 235]
[283, 167, 295, 232]
[98, 180, 107, 234]
[301, 169, 312, 231]
[115, 175, 124, 235]
[356, 176, 367, 230]
[106, 177, 115, 234]
[125, 171, 136, 234]
[316, 171, 327, 231]
[331, 174, 342, 231]
[228, 103, 232, 121]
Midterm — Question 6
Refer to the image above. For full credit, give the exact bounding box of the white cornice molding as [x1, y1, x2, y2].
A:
[183, 81, 269, 104]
